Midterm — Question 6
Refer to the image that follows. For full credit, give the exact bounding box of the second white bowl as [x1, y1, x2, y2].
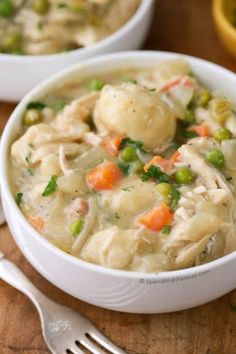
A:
[0, 0, 154, 102]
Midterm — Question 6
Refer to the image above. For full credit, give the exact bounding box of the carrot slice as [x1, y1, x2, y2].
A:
[28, 215, 44, 232]
[87, 161, 122, 191]
[144, 156, 173, 173]
[161, 76, 195, 93]
[170, 150, 181, 164]
[139, 203, 173, 232]
[189, 124, 210, 137]
[101, 134, 123, 157]
[161, 78, 181, 92]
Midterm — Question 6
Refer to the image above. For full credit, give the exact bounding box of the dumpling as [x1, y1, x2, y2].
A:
[80, 226, 137, 269]
[100, 176, 157, 217]
[94, 83, 176, 150]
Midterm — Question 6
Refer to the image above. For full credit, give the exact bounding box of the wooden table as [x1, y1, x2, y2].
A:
[1, 1, 236, 353]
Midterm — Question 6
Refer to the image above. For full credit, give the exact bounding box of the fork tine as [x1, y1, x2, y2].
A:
[66, 344, 84, 354]
[89, 330, 127, 354]
[79, 337, 105, 354]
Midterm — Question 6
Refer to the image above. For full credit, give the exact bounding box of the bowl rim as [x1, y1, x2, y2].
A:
[1, 50, 236, 280]
[213, 0, 236, 39]
[0, 0, 153, 61]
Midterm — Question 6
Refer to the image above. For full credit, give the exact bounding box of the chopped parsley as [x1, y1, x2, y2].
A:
[120, 137, 146, 152]
[16, 192, 23, 206]
[26, 101, 46, 111]
[27, 168, 35, 176]
[141, 165, 170, 183]
[171, 140, 181, 151]
[117, 161, 129, 175]
[42, 175, 58, 197]
[181, 130, 198, 139]
[162, 225, 171, 234]
[170, 186, 181, 211]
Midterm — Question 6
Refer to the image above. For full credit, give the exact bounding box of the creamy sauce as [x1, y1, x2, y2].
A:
[10, 59, 236, 272]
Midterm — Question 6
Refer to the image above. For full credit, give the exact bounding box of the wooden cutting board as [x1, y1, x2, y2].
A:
[0, 1, 236, 353]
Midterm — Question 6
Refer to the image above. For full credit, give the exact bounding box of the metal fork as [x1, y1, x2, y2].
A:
[0, 251, 126, 354]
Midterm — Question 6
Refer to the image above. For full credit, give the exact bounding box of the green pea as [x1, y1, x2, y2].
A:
[89, 79, 104, 91]
[213, 128, 232, 142]
[156, 183, 172, 198]
[205, 149, 225, 168]
[196, 90, 212, 107]
[1, 31, 22, 53]
[121, 146, 137, 162]
[69, 219, 84, 236]
[175, 167, 196, 184]
[32, 0, 50, 15]
[0, 0, 13, 17]
[23, 109, 43, 126]
[156, 182, 172, 203]
[129, 160, 143, 174]
[183, 108, 195, 125]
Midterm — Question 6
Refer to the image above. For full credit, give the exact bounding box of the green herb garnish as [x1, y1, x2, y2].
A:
[117, 161, 129, 175]
[27, 168, 35, 176]
[0, 0, 14, 18]
[141, 165, 170, 183]
[181, 130, 198, 139]
[16, 192, 23, 206]
[171, 141, 181, 151]
[170, 186, 181, 211]
[26, 101, 46, 110]
[162, 225, 171, 234]
[120, 137, 146, 152]
[42, 175, 58, 197]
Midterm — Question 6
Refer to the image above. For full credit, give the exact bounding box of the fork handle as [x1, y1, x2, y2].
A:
[0, 257, 48, 312]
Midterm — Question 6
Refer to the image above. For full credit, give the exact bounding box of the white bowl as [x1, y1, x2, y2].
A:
[0, 0, 154, 102]
[1, 51, 236, 314]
